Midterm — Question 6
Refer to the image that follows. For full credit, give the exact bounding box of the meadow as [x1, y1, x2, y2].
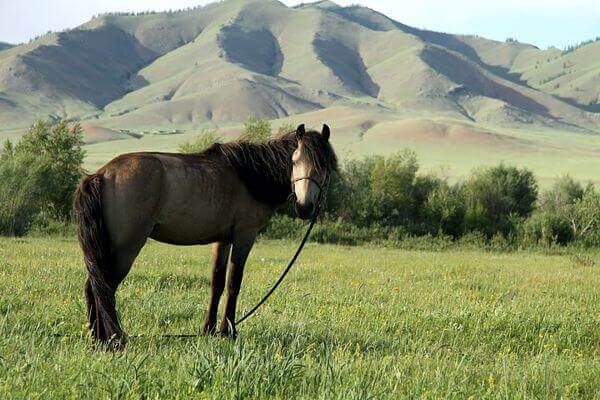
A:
[1, 237, 598, 399]
[79, 116, 600, 189]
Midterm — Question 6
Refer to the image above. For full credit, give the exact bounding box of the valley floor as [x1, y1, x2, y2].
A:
[80, 115, 600, 188]
[0, 238, 598, 398]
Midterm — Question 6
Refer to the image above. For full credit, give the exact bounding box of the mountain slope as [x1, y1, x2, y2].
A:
[0, 0, 598, 138]
[518, 40, 600, 112]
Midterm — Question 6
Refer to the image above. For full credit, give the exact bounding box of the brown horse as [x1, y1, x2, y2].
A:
[73, 124, 337, 348]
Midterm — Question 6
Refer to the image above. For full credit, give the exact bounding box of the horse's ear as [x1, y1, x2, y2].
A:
[296, 124, 305, 139]
[322, 124, 330, 141]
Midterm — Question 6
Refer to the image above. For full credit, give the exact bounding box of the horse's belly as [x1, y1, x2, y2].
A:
[150, 199, 235, 245]
[150, 212, 233, 245]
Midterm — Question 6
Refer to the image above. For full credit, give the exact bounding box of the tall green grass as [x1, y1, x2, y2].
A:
[1, 238, 598, 398]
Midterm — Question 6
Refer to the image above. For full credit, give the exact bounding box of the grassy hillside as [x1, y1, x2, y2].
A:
[1, 0, 599, 183]
[519, 40, 600, 112]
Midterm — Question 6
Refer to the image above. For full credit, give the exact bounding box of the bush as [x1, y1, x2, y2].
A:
[539, 175, 584, 212]
[275, 122, 296, 138]
[370, 151, 419, 226]
[179, 129, 222, 153]
[326, 157, 376, 227]
[240, 115, 272, 143]
[520, 211, 573, 246]
[462, 164, 537, 237]
[422, 180, 466, 237]
[525, 178, 600, 247]
[1, 119, 597, 251]
[11, 119, 84, 218]
[260, 215, 305, 240]
[567, 188, 600, 240]
[326, 151, 425, 230]
[0, 152, 51, 236]
[0, 119, 84, 236]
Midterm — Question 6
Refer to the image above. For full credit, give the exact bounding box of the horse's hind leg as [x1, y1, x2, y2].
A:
[84, 278, 98, 334]
[201, 242, 231, 335]
[98, 231, 152, 347]
[83, 235, 148, 348]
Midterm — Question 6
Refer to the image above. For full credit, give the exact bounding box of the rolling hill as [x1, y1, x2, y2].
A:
[0, 0, 599, 183]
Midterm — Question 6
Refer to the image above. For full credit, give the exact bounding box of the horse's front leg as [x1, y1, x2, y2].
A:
[219, 232, 256, 338]
[201, 241, 231, 336]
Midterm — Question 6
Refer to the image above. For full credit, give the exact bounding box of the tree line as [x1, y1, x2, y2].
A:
[1, 118, 598, 249]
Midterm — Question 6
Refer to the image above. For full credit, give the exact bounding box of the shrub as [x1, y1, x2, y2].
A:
[0, 152, 51, 236]
[240, 115, 271, 143]
[369, 151, 419, 226]
[526, 180, 600, 247]
[260, 215, 305, 240]
[11, 119, 84, 218]
[520, 211, 573, 246]
[456, 231, 488, 250]
[0, 119, 84, 235]
[326, 157, 377, 227]
[422, 181, 466, 237]
[462, 164, 537, 237]
[179, 129, 222, 153]
[539, 175, 584, 212]
[566, 188, 600, 240]
[275, 122, 296, 138]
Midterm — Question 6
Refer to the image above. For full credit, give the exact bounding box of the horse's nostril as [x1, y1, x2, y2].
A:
[295, 203, 314, 219]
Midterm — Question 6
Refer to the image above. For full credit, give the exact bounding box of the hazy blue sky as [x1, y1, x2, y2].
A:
[1, 0, 598, 49]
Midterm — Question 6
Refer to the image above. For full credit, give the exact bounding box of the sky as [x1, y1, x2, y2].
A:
[0, 0, 598, 49]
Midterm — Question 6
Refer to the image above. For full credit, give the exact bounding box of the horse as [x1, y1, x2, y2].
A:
[73, 124, 338, 348]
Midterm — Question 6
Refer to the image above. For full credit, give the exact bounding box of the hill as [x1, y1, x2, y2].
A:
[0, 0, 599, 183]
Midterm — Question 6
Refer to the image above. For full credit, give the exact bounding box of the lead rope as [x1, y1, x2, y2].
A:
[235, 176, 328, 325]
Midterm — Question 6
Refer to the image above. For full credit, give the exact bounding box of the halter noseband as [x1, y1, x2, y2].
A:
[291, 174, 330, 217]
[292, 176, 325, 193]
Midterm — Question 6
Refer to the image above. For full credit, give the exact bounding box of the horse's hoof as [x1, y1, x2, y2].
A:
[200, 322, 217, 336]
[93, 335, 126, 351]
[108, 333, 127, 350]
[218, 327, 238, 340]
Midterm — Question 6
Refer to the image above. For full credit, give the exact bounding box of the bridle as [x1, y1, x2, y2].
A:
[291, 174, 331, 217]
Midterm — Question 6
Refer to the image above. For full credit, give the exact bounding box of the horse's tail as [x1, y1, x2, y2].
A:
[73, 173, 123, 344]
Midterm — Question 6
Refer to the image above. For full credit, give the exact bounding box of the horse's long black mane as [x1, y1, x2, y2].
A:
[201, 131, 337, 207]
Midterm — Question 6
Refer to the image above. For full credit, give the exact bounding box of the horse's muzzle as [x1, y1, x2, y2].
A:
[295, 202, 315, 220]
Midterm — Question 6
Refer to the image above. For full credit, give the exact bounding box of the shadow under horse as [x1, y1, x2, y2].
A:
[73, 124, 338, 349]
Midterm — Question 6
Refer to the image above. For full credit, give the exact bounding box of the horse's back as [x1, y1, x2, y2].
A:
[93, 151, 272, 246]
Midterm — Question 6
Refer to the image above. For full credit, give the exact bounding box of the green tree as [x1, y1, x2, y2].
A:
[462, 164, 538, 237]
[13, 119, 85, 218]
[423, 181, 466, 237]
[179, 129, 222, 153]
[0, 119, 84, 235]
[0, 152, 51, 236]
[274, 122, 296, 138]
[540, 175, 584, 212]
[566, 188, 600, 239]
[326, 157, 377, 227]
[240, 115, 271, 143]
[370, 150, 419, 226]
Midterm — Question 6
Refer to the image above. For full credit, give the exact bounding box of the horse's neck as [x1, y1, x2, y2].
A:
[228, 137, 295, 207]
[257, 138, 295, 206]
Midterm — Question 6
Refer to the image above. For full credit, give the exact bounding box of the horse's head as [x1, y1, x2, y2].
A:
[291, 124, 338, 219]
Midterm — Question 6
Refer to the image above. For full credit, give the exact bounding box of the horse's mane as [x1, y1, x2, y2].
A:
[200, 131, 337, 207]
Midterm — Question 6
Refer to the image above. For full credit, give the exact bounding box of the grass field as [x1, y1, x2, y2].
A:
[1, 238, 599, 398]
